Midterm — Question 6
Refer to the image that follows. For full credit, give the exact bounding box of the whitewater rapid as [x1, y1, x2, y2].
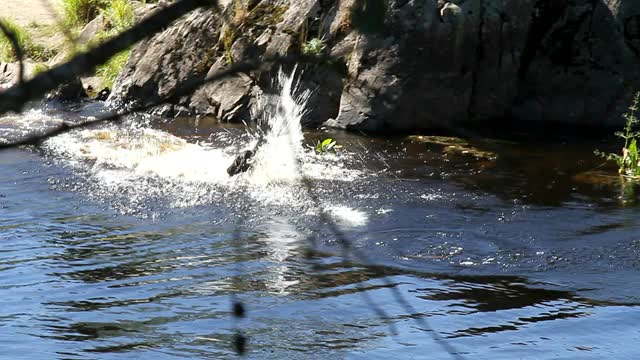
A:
[2, 70, 368, 225]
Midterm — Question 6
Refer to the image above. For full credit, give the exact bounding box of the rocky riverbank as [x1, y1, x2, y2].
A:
[106, 0, 640, 131]
[3, 0, 640, 131]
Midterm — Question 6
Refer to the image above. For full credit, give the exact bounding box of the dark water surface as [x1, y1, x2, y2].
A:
[1, 113, 639, 359]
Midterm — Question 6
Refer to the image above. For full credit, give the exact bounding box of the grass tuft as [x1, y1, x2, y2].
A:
[301, 37, 326, 57]
[96, 49, 130, 89]
[62, 0, 107, 27]
[102, 0, 135, 33]
[0, 18, 49, 62]
[95, 0, 136, 88]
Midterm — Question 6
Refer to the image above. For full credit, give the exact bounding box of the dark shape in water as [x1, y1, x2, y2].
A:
[95, 88, 111, 101]
[227, 149, 255, 176]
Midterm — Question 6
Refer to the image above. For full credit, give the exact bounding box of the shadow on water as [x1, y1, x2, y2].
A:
[1, 110, 640, 358]
[321, 126, 631, 208]
[25, 213, 636, 358]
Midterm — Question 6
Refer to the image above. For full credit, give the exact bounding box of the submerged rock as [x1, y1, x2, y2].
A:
[108, 0, 640, 131]
[407, 135, 496, 159]
[46, 77, 87, 102]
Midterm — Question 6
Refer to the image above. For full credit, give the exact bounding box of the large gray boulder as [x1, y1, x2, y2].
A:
[111, 0, 343, 123]
[0, 62, 36, 89]
[110, 0, 640, 130]
[328, 0, 536, 130]
[329, 0, 640, 130]
[109, 7, 224, 112]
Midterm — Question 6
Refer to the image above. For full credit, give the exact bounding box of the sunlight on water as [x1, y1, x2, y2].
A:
[17, 69, 368, 223]
[0, 109, 63, 140]
[326, 205, 369, 227]
[46, 127, 232, 184]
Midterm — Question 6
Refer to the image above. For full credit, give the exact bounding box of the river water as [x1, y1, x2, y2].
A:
[1, 73, 639, 359]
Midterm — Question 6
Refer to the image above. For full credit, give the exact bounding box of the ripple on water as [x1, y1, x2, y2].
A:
[2, 71, 640, 359]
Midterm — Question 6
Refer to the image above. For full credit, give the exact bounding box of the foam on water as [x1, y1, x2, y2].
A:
[26, 69, 367, 222]
[0, 109, 63, 141]
[46, 127, 232, 185]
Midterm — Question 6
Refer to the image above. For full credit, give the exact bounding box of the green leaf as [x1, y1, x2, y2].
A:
[324, 141, 336, 151]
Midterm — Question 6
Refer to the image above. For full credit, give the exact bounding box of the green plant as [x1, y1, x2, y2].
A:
[597, 92, 640, 178]
[312, 138, 337, 154]
[103, 0, 135, 33]
[97, 49, 130, 88]
[222, 26, 235, 64]
[85, 0, 134, 88]
[31, 63, 50, 77]
[62, 0, 107, 27]
[0, 18, 48, 62]
[301, 37, 326, 57]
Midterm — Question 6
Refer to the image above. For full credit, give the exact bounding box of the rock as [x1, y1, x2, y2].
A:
[0, 61, 87, 102]
[329, 0, 536, 130]
[110, 0, 332, 125]
[46, 77, 87, 102]
[108, 0, 640, 131]
[0, 62, 35, 89]
[77, 15, 105, 45]
[510, 0, 628, 125]
[81, 76, 102, 97]
[109, 7, 224, 111]
[150, 104, 193, 117]
[189, 60, 254, 122]
[329, 0, 640, 130]
[440, 2, 463, 24]
[95, 88, 111, 101]
[47, 16, 107, 69]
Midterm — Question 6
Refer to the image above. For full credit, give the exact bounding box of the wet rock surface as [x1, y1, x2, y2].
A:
[46, 77, 88, 102]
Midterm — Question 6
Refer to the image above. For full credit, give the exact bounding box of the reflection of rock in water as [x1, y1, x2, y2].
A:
[572, 171, 620, 186]
[406, 135, 498, 160]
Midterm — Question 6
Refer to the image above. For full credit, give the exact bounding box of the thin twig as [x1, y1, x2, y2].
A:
[0, 57, 271, 149]
[37, 0, 82, 47]
[0, 0, 218, 116]
[0, 20, 25, 84]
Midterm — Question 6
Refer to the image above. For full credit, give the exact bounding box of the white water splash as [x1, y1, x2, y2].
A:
[32, 69, 365, 222]
[0, 109, 63, 142]
[46, 127, 232, 185]
[245, 69, 309, 184]
[326, 205, 369, 227]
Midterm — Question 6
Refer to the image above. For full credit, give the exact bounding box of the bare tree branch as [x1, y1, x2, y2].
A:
[0, 0, 218, 116]
[0, 20, 25, 84]
[37, 0, 81, 46]
[0, 57, 276, 149]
